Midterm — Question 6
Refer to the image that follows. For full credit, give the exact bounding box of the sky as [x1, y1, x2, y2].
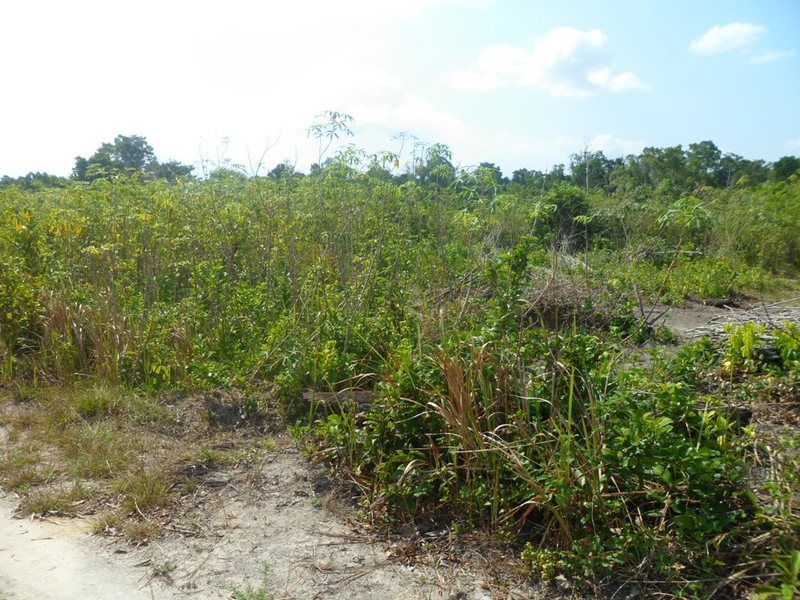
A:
[1, 0, 798, 178]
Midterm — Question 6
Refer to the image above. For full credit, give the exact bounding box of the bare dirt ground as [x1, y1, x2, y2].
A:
[0, 494, 176, 600]
[0, 426, 545, 600]
[651, 295, 800, 342]
[93, 435, 536, 600]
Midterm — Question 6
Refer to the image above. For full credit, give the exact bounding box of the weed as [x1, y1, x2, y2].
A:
[724, 322, 767, 372]
[2, 466, 48, 491]
[153, 560, 176, 577]
[752, 550, 800, 600]
[195, 446, 225, 464]
[92, 510, 125, 535]
[19, 482, 89, 516]
[231, 563, 273, 600]
[0, 443, 54, 491]
[69, 384, 119, 419]
[122, 517, 163, 543]
[521, 543, 563, 582]
[114, 468, 173, 513]
[61, 423, 131, 479]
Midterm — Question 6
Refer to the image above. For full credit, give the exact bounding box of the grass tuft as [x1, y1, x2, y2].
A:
[122, 517, 163, 543]
[19, 482, 89, 516]
[114, 467, 173, 513]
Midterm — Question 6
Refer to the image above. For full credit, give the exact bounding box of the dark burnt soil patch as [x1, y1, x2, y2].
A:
[151, 387, 285, 438]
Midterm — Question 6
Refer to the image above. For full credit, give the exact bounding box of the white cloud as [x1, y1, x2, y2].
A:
[749, 50, 795, 64]
[444, 27, 646, 97]
[445, 45, 531, 91]
[319, 65, 473, 158]
[588, 134, 647, 157]
[785, 138, 800, 151]
[587, 69, 645, 92]
[690, 22, 766, 55]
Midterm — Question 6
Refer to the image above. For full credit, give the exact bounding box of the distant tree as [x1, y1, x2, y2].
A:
[477, 162, 508, 186]
[547, 164, 570, 188]
[469, 162, 507, 198]
[365, 164, 393, 182]
[641, 146, 677, 186]
[608, 155, 648, 197]
[569, 150, 617, 192]
[772, 156, 800, 181]
[0, 172, 69, 190]
[109, 134, 156, 170]
[267, 162, 296, 180]
[454, 163, 507, 202]
[417, 143, 455, 187]
[84, 134, 156, 175]
[71, 157, 90, 181]
[511, 168, 538, 185]
[153, 160, 194, 182]
[740, 158, 769, 186]
[718, 153, 769, 187]
[72, 134, 193, 182]
[686, 141, 723, 187]
[639, 146, 690, 191]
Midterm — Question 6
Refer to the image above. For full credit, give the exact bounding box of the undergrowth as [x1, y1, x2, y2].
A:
[1, 136, 799, 596]
[308, 322, 800, 596]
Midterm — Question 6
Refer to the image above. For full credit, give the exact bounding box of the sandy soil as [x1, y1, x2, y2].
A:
[0, 434, 544, 600]
[123, 439, 510, 599]
[651, 301, 729, 340]
[0, 494, 178, 599]
[651, 295, 800, 342]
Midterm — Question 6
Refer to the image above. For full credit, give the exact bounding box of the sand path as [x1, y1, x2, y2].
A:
[0, 494, 177, 599]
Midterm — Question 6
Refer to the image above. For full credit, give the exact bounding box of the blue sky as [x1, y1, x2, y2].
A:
[1, 0, 798, 178]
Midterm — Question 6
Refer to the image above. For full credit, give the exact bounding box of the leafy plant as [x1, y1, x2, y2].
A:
[724, 322, 767, 372]
[231, 563, 273, 600]
[752, 550, 800, 600]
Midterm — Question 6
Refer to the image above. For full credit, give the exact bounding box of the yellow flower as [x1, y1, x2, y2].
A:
[722, 360, 733, 374]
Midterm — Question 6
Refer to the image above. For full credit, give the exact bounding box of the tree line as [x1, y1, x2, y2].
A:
[1, 133, 798, 193]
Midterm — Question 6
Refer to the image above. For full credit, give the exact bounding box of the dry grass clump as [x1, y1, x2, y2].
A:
[19, 482, 90, 516]
[122, 517, 164, 544]
[61, 423, 135, 479]
[0, 442, 56, 491]
[114, 467, 174, 513]
[522, 274, 630, 333]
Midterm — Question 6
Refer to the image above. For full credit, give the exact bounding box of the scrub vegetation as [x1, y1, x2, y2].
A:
[1, 115, 799, 597]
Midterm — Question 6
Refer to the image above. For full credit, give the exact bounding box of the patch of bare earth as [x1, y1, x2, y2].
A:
[116, 436, 548, 599]
[0, 390, 549, 600]
[0, 495, 177, 600]
[653, 295, 800, 342]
